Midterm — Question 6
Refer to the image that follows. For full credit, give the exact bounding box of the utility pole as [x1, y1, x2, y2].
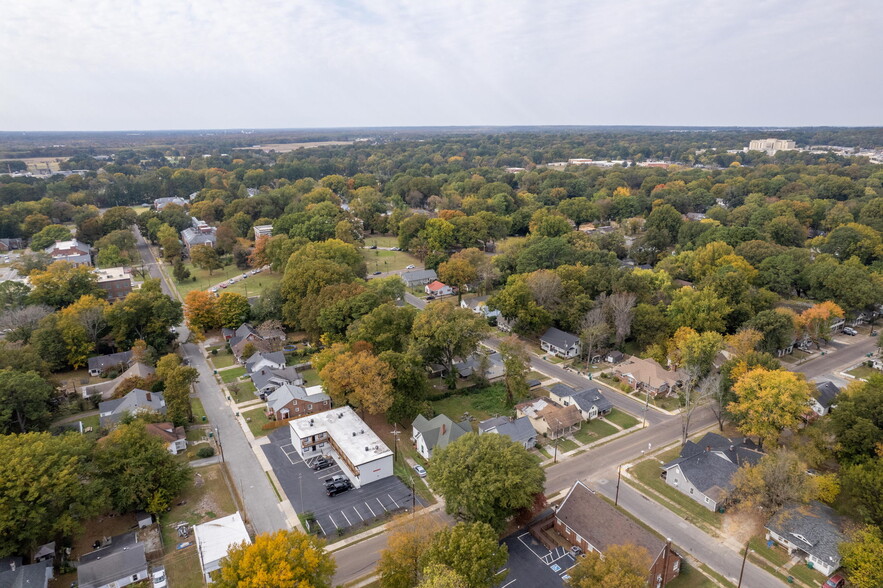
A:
[215, 426, 224, 462]
[643, 387, 650, 428]
[614, 464, 622, 506]
[299, 473, 303, 512]
[390, 423, 401, 464]
[553, 419, 561, 464]
[737, 541, 751, 588]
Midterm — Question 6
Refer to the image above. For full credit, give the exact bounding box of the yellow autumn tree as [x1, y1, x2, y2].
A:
[565, 544, 651, 588]
[183, 289, 218, 337]
[378, 514, 447, 588]
[215, 529, 335, 588]
[320, 349, 394, 415]
[799, 301, 845, 349]
[727, 368, 813, 448]
[725, 328, 764, 358]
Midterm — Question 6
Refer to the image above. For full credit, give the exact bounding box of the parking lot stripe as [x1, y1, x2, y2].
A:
[352, 506, 365, 522]
[364, 501, 376, 517]
[387, 493, 399, 508]
[376, 497, 388, 511]
[328, 514, 338, 529]
[341, 510, 352, 526]
[316, 520, 326, 536]
[499, 576, 516, 587]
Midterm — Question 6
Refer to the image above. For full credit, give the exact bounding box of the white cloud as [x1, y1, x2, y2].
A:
[1, 0, 880, 130]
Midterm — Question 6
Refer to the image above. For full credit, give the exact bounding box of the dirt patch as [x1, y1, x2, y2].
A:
[722, 508, 764, 544]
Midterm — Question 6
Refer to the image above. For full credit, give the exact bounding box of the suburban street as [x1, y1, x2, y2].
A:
[134, 226, 288, 536]
[790, 335, 878, 380]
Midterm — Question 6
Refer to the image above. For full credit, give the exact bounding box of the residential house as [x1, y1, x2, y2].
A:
[515, 398, 581, 439]
[152, 196, 188, 211]
[245, 350, 286, 374]
[181, 221, 217, 255]
[553, 481, 681, 586]
[289, 407, 393, 487]
[810, 381, 840, 417]
[144, 422, 187, 455]
[478, 416, 536, 449]
[226, 323, 285, 362]
[266, 384, 331, 420]
[411, 414, 471, 459]
[539, 327, 581, 358]
[95, 266, 134, 301]
[81, 362, 154, 400]
[0, 237, 24, 251]
[45, 239, 92, 266]
[453, 352, 505, 380]
[425, 280, 454, 297]
[251, 366, 302, 397]
[87, 350, 134, 377]
[548, 384, 613, 421]
[613, 357, 684, 397]
[99, 389, 166, 428]
[605, 350, 625, 364]
[194, 513, 251, 583]
[661, 433, 763, 512]
[77, 532, 148, 588]
[0, 559, 50, 588]
[253, 225, 273, 239]
[765, 502, 845, 577]
[871, 357, 883, 370]
[460, 296, 501, 319]
[400, 269, 437, 288]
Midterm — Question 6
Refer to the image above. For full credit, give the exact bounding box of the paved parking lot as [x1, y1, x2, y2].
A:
[262, 428, 426, 537]
[499, 531, 576, 587]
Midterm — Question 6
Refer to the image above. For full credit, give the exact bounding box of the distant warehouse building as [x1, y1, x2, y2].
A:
[400, 269, 437, 288]
[748, 138, 796, 155]
[289, 406, 393, 487]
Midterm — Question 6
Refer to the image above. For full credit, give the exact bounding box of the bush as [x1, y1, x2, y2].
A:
[196, 446, 215, 458]
[211, 349, 218, 355]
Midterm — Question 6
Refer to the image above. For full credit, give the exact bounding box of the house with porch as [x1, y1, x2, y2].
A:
[425, 280, 454, 297]
[515, 397, 581, 439]
[613, 357, 684, 397]
[809, 381, 840, 417]
[144, 422, 187, 455]
[548, 384, 613, 421]
[478, 416, 536, 449]
[553, 481, 681, 586]
[411, 414, 471, 459]
[99, 389, 166, 428]
[266, 384, 331, 421]
[460, 295, 501, 319]
[87, 350, 134, 377]
[250, 366, 303, 397]
[245, 350, 286, 374]
[539, 327, 581, 358]
[765, 501, 844, 577]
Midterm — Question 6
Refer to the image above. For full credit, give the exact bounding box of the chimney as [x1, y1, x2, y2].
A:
[146, 392, 152, 402]
[442, 423, 447, 435]
[705, 445, 710, 452]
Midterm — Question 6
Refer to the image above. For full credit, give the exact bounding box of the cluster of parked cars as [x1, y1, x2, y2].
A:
[324, 475, 352, 496]
[209, 266, 268, 293]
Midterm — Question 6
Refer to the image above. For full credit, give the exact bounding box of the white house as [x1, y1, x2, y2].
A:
[810, 381, 840, 417]
[425, 280, 454, 297]
[460, 296, 501, 319]
[411, 414, 471, 459]
[244, 351, 286, 374]
[765, 502, 844, 577]
[289, 406, 393, 487]
[539, 327, 581, 358]
[548, 384, 613, 421]
[194, 512, 251, 583]
[144, 422, 187, 455]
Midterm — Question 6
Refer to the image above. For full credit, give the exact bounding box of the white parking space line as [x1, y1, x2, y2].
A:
[499, 579, 516, 588]
[364, 501, 376, 517]
[387, 493, 399, 508]
[316, 520, 326, 536]
[328, 514, 338, 529]
[341, 510, 352, 526]
[377, 497, 388, 512]
[352, 506, 365, 522]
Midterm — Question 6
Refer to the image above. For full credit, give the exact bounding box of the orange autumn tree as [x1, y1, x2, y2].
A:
[319, 349, 394, 415]
[183, 290, 218, 339]
[799, 301, 845, 349]
[215, 529, 335, 588]
[727, 368, 814, 448]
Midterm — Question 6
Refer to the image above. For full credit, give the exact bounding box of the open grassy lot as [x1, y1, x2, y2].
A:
[221, 366, 246, 382]
[666, 561, 719, 588]
[362, 248, 421, 273]
[243, 406, 271, 438]
[162, 548, 203, 588]
[209, 350, 237, 369]
[431, 383, 517, 422]
[606, 408, 639, 429]
[364, 235, 400, 248]
[175, 262, 282, 298]
[573, 418, 618, 444]
[299, 368, 321, 386]
[225, 381, 254, 403]
[190, 397, 208, 422]
[847, 365, 881, 380]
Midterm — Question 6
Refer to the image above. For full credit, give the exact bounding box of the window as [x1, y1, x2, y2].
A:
[704, 497, 709, 503]
[133, 575, 139, 581]
[308, 404, 313, 410]
[689, 488, 694, 495]
[672, 478, 678, 486]
[673, 560, 680, 572]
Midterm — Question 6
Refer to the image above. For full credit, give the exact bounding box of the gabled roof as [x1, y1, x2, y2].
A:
[144, 422, 185, 444]
[814, 381, 840, 409]
[539, 404, 582, 429]
[766, 502, 845, 567]
[556, 481, 667, 561]
[77, 533, 146, 588]
[99, 389, 166, 426]
[401, 269, 437, 282]
[267, 384, 329, 413]
[454, 352, 504, 379]
[412, 414, 471, 453]
[461, 295, 491, 309]
[540, 327, 580, 350]
[663, 433, 763, 502]
[569, 388, 613, 414]
[245, 351, 286, 373]
[87, 350, 133, 372]
[181, 228, 216, 246]
[0, 560, 49, 588]
[250, 366, 302, 391]
[45, 238, 90, 255]
[516, 397, 560, 419]
[614, 357, 683, 389]
[425, 280, 448, 292]
[478, 416, 536, 445]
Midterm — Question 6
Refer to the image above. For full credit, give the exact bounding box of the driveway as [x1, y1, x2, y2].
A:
[262, 428, 425, 538]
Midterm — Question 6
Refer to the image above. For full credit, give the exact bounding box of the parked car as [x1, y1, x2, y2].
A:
[241, 273, 248, 279]
[324, 474, 347, 487]
[843, 327, 858, 336]
[871, 330, 878, 336]
[372, 271, 382, 275]
[425, 295, 435, 300]
[313, 456, 333, 471]
[327, 480, 352, 496]
[406, 264, 415, 269]
[220, 282, 228, 288]
[151, 567, 167, 588]
[822, 574, 844, 588]
[413, 464, 427, 478]
[369, 245, 377, 249]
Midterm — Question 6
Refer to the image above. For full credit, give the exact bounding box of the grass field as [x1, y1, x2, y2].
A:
[847, 365, 881, 380]
[0, 156, 68, 173]
[221, 366, 246, 382]
[431, 383, 518, 422]
[606, 408, 639, 429]
[243, 406, 271, 437]
[209, 350, 237, 368]
[555, 438, 580, 453]
[573, 418, 618, 444]
[175, 262, 282, 298]
[362, 248, 421, 273]
[300, 368, 321, 387]
[667, 561, 719, 588]
[190, 397, 208, 422]
[363, 235, 399, 248]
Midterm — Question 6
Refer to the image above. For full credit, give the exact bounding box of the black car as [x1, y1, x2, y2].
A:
[313, 457, 333, 471]
[372, 271, 382, 275]
[326, 480, 352, 496]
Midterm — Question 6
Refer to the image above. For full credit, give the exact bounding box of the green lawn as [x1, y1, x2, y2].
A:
[175, 262, 282, 298]
[79, 414, 100, 432]
[788, 561, 827, 585]
[780, 349, 812, 364]
[243, 406, 271, 438]
[573, 418, 618, 444]
[847, 365, 881, 380]
[225, 381, 253, 403]
[239, 381, 257, 395]
[430, 383, 519, 422]
[362, 248, 421, 273]
[221, 366, 246, 383]
[190, 397, 208, 423]
[555, 438, 580, 453]
[650, 394, 682, 411]
[300, 368, 321, 387]
[364, 235, 400, 248]
[629, 455, 722, 530]
[393, 460, 434, 505]
[606, 408, 639, 429]
[667, 561, 719, 588]
[209, 351, 237, 369]
[748, 536, 789, 567]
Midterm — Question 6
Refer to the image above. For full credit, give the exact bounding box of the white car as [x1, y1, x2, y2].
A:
[152, 567, 167, 588]
[406, 264, 415, 269]
[413, 464, 427, 478]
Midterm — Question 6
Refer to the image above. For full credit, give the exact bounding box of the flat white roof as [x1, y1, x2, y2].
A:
[95, 267, 129, 281]
[289, 406, 392, 467]
[194, 512, 250, 572]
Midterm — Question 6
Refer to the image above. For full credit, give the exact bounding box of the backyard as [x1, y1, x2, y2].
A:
[430, 383, 522, 424]
[208, 348, 237, 369]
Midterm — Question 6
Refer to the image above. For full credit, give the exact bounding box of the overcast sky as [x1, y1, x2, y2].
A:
[2, 0, 880, 131]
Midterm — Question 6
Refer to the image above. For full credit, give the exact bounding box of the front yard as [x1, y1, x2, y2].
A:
[847, 364, 881, 380]
[221, 366, 247, 383]
[573, 418, 618, 444]
[242, 406, 272, 438]
[209, 349, 237, 369]
[606, 409, 639, 429]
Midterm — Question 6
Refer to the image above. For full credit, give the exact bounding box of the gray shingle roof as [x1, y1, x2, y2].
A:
[267, 384, 329, 413]
[400, 269, 437, 283]
[540, 327, 580, 350]
[814, 381, 840, 409]
[412, 414, 471, 454]
[478, 416, 536, 445]
[99, 389, 166, 427]
[87, 350, 133, 372]
[77, 542, 146, 588]
[663, 433, 763, 501]
[766, 502, 845, 568]
[0, 560, 49, 588]
[251, 366, 302, 392]
[551, 384, 612, 414]
[245, 351, 286, 373]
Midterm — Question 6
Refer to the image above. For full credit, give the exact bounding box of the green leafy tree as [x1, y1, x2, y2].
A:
[830, 375, 883, 463]
[94, 421, 191, 514]
[411, 302, 489, 387]
[173, 260, 191, 282]
[420, 522, 508, 588]
[27, 261, 104, 308]
[565, 544, 651, 588]
[105, 279, 183, 351]
[28, 224, 72, 250]
[190, 244, 223, 275]
[156, 354, 199, 425]
[379, 350, 430, 423]
[667, 287, 730, 333]
[429, 433, 545, 531]
[0, 369, 55, 433]
[842, 457, 883, 527]
[498, 335, 530, 405]
[348, 303, 416, 353]
[0, 432, 102, 557]
[216, 292, 251, 329]
[839, 525, 883, 588]
[0, 281, 30, 311]
[417, 565, 467, 588]
[215, 529, 336, 588]
[156, 223, 182, 261]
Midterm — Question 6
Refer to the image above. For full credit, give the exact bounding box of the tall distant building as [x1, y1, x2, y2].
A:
[748, 138, 796, 155]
